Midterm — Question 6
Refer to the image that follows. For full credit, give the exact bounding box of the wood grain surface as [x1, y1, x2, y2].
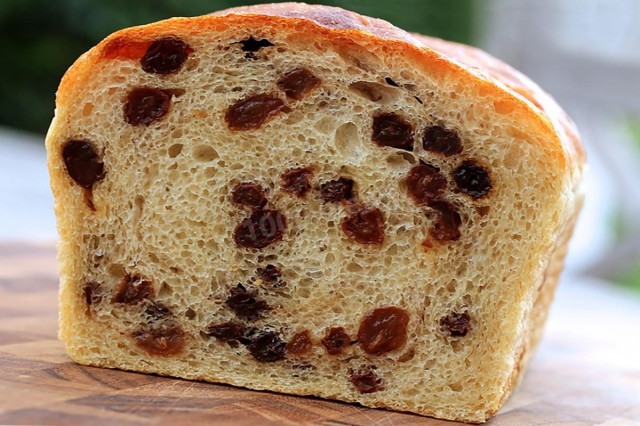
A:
[1, 243, 639, 425]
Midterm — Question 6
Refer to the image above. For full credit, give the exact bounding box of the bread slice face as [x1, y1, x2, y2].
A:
[46, 3, 584, 423]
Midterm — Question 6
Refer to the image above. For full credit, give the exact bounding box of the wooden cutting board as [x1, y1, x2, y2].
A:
[1, 243, 639, 425]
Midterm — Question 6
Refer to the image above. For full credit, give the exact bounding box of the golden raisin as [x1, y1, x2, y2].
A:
[286, 331, 313, 356]
[131, 324, 186, 356]
[321, 327, 351, 355]
[358, 306, 409, 355]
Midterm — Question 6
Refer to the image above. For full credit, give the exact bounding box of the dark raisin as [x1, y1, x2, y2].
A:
[277, 68, 321, 100]
[83, 282, 102, 306]
[358, 306, 409, 355]
[124, 87, 171, 126]
[422, 125, 463, 156]
[141, 37, 192, 74]
[234, 209, 287, 249]
[225, 284, 270, 321]
[257, 264, 284, 287]
[342, 206, 385, 245]
[281, 167, 313, 197]
[245, 330, 286, 362]
[131, 324, 186, 356]
[441, 312, 471, 337]
[206, 321, 246, 347]
[286, 330, 313, 356]
[225, 94, 288, 131]
[114, 274, 154, 305]
[372, 113, 414, 151]
[428, 200, 462, 241]
[320, 178, 354, 203]
[321, 327, 351, 355]
[231, 182, 267, 209]
[236, 36, 274, 52]
[453, 161, 492, 199]
[405, 164, 447, 205]
[62, 140, 105, 189]
[349, 366, 385, 393]
[145, 301, 172, 319]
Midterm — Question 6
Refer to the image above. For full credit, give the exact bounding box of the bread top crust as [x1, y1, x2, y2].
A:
[411, 34, 585, 172]
[55, 2, 584, 190]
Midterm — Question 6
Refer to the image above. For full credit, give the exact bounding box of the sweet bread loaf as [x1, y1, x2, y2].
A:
[46, 3, 585, 422]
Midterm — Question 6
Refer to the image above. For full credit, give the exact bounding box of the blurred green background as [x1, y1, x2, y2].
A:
[0, 0, 474, 135]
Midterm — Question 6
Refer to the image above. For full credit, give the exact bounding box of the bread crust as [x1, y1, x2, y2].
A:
[47, 3, 585, 422]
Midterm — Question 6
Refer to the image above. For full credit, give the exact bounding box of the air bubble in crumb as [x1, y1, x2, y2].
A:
[168, 144, 183, 158]
[193, 145, 218, 162]
[334, 122, 363, 161]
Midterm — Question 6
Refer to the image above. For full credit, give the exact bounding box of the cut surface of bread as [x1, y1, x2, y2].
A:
[46, 3, 585, 423]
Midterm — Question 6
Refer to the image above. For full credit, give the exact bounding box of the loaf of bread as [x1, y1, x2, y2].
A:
[46, 3, 585, 423]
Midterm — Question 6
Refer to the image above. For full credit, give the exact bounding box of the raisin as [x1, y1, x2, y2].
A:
[141, 37, 192, 74]
[206, 321, 246, 347]
[231, 182, 267, 209]
[62, 140, 105, 189]
[131, 324, 186, 356]
[428, 200, 462, 242]
[145, 301, 172, 319]
[405, 164, 447, 205]
[281, 167, 313, 197]
[453, 161, 492, 199]
[225, 284, 270, 321]
[225, 94, 288, 131]
[286, 331, 313, 356]
[441, 312, 471, 337]
[371, 113, 414, 151]
[257, 265, 284, 287]
[321, 327, 351, 355]
[358, 306, 409, 355]
[114, 274, 154, 305]
[234, 209, 287, 249]
[83, 282, 102, 306]
[422, 125, 463, 156]
[236, 36, 274, 52]
[277, 68, 321, 100]
[245, 330, 286, 362]
[320, 178, 354, 203]
[349, 366, 385, 393]
[124, 87, 171, 126]
[342, 206, 385, 245]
